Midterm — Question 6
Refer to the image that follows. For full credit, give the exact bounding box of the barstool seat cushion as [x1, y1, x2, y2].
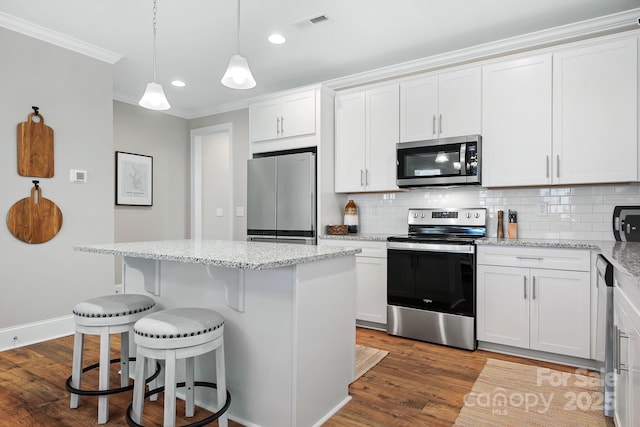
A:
[73, 294, 156, 326]
[134, 307, 224, 350]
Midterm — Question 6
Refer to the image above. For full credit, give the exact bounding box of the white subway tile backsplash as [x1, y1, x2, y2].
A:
[346, 183, 640, 241]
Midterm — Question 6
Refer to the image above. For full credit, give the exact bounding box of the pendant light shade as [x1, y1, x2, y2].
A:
[139, 0, 170, 110]
[221, 54, 256, 89]
[139, 81, 171, 110]
[221, 0, 256, 89]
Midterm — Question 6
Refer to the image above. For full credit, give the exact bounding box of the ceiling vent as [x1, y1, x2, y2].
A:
[292, 14, 330, 30]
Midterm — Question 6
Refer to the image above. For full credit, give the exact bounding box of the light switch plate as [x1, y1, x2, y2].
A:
[236, 207, 244, 217]
[216, 208, 223, 217]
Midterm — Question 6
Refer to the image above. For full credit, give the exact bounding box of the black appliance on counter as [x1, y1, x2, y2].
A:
[386, 207, 486, 350]
[613, 205, 640, 242]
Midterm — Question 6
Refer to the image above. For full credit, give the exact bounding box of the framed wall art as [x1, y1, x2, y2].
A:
[115, 151, 153, 206]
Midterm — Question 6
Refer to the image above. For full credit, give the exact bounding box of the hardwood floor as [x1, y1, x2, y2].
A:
[0, 327, 607, 426]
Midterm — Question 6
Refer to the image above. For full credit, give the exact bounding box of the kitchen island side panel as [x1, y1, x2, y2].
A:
[294, 256, 356, 426]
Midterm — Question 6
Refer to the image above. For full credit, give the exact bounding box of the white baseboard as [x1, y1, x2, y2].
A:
[0, 315, 74, 352]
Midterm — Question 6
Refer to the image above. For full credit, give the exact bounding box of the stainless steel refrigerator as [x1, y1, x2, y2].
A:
[247, 151, 316, 244]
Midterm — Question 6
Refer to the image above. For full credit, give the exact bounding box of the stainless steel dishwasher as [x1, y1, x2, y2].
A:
[595, 254, 614, 417]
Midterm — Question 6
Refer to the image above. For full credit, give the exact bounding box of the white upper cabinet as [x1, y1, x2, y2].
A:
[482, 36, 638, 188]
[335, 92, 367, 192]
[250, 89, 316, 142]
[335, 84, 399, 193]
[400, 67, 481, 142]
[552, 37, 638, 185]
[482, 54, 553, 187]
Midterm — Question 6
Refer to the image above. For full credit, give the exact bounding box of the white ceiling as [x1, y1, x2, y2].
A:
[1, 0, 639, 118]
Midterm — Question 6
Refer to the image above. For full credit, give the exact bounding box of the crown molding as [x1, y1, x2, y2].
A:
[323, 7, 640, 90]
[0, 12, 123, 64]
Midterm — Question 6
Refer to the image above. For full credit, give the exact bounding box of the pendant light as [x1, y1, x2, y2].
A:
[221, 0, 256, 89]
[139, 0, 171, 110]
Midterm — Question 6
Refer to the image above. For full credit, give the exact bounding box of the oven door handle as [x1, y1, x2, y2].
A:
[387, 241, 474, 254]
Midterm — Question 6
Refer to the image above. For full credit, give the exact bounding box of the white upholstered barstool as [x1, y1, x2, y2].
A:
[126, 307, 230, 427]
[66, 294, 158, 424]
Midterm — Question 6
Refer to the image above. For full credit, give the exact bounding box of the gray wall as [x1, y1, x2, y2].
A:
[190, 109, 250, 241]
[113, 101, 190, 283]
[0, 28, 114, 331]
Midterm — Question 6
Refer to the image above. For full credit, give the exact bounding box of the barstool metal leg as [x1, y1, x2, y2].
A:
[131, 348, 147, 425]
[120, 331, 130, 387]
[216, 340, 228, 427]
[185, 356, 195, 417]
[70, 331, 84, 409]
[164, 350, 177, 427]
[98, 327, 110, 424]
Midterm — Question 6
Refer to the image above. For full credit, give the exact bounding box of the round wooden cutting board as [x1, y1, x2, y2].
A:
[6, 186, 62, 244]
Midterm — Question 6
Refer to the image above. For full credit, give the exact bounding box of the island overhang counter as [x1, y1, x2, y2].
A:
[74, 239, 361, 427]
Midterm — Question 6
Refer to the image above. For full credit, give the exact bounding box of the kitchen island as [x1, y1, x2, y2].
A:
[74, 239, 360, 427]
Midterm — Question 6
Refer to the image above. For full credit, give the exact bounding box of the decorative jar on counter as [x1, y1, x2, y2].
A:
[344, 200, 358, 234]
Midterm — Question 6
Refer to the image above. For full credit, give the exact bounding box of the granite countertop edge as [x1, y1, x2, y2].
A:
[74, 240, 361, 271]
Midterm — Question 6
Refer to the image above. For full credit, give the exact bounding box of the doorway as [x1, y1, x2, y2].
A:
[190, 124, 233, 240]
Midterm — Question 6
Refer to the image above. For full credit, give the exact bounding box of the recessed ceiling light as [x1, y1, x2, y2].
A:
[171, 80, 186, 87]
[268, 33, 286, 45]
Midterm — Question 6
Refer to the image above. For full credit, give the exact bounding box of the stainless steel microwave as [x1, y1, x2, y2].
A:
[396, 135, 481, 187]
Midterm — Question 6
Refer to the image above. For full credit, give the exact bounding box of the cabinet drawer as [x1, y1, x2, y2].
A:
[477, 246, 590, 271]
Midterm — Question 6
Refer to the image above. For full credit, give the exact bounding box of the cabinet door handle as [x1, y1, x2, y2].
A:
[439, 114, 443, 134]
[280, 116, 284, 135]
[532, 276, 536, 300]
[516, 256, 543, 261]
[365, 169, 369, 186]
[615, 326, 630, 373]
[556, 155, 560, 178]
[546, 156, 550, 178]
[360, 169, 364, 186]
[432, 115, 436, 135]
[276, 116, 280, 135]
[523, 276, 527, 299]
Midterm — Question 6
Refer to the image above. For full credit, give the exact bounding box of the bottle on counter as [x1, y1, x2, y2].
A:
[344, 199, 358, 234]
[497, 210, 504, 238]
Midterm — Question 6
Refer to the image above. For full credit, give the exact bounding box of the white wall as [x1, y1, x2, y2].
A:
[0, 28, 114, 343]
[189, 109, 249, 241]
[113, 101, 190, 283]
[342, 183, 640, 240]
[201, 132, 233, 239]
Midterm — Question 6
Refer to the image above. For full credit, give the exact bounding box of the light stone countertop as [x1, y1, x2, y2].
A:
[74, 239, 361, 270]
[319, 233, 390, 242]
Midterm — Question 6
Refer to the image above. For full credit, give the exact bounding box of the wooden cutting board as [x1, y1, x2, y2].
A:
[7, 186, 62, 244]
[17, 112, 54, 178]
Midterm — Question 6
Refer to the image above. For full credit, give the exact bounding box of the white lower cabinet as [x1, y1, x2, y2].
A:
[318, 239, 387, 325]
[614, 287, 640, 427]
[477, 246, 591, 358]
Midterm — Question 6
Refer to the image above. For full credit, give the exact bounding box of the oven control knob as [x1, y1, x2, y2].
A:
[475, 213, 480, 218]
[421, 213, 425, 218]
[466, 212, 472, 218]
[413, 213, 418, 218]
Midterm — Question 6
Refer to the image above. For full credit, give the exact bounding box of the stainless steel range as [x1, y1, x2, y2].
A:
[386, 207, 486, 350]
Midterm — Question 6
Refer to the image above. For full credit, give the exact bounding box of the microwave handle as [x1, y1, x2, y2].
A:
[460, 144, 466, 175]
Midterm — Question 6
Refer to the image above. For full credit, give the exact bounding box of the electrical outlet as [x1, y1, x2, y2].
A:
[538, 203, 548, 216]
